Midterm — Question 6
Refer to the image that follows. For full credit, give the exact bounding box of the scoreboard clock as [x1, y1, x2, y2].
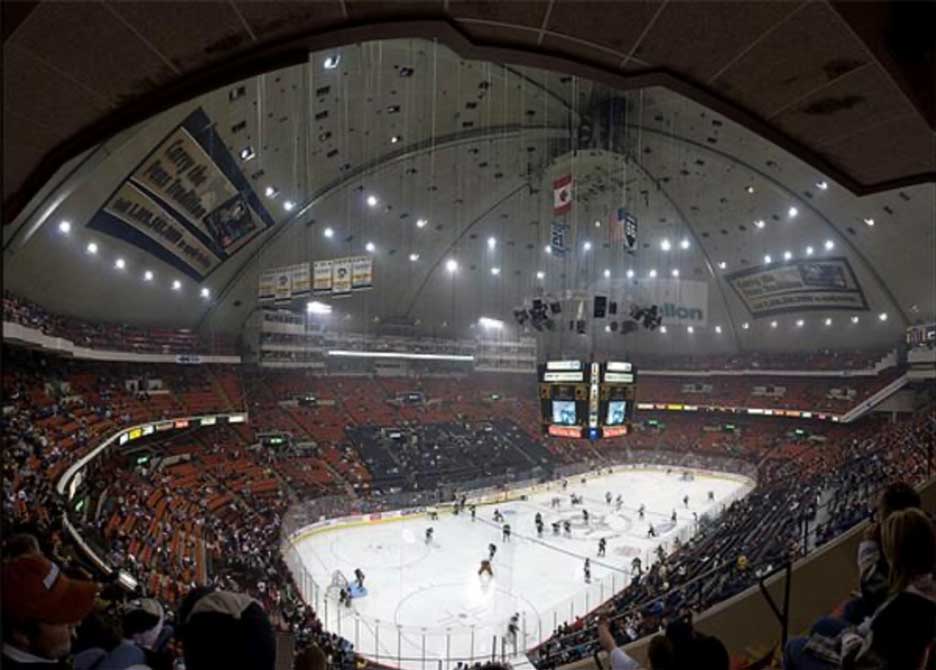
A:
[538, 360, 637, 439]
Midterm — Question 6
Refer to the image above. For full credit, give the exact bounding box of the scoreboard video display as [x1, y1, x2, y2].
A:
[539, 360, 637, 439]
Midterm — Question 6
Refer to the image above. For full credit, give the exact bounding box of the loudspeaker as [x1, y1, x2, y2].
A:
[550, 301, 562, 314]
[576, 320, 587, 334]
[609, 301, 618, 315]
[610, 321, 619, 332]
[593, 296, 607, 318]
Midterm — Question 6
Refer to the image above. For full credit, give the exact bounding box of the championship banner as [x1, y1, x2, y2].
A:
[258, 263, 311, 303]
[550, 222, 569, 256]
[312, 256, 374, 295]
[89, 108, 275, 280]
[609, 207, 638, 250]
[726, 258, 868, 317]
[331, 258, 353, 296]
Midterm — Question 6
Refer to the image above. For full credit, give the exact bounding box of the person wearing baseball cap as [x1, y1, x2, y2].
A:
[2, 554, 99, 669]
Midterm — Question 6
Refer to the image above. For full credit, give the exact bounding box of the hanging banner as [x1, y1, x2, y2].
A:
[258, 263, 310, 303]
[89, 108, 275, 280]
[726, 258, 868, 317]
[553, 175, 573, 215]
[550, 222, 569, 257]
[609, 207, 638, 250]
[312, 256, 374, 295]
[331, 258, 353, 296]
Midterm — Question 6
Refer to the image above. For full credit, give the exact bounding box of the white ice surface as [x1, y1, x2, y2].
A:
[293, 469, 751, 669]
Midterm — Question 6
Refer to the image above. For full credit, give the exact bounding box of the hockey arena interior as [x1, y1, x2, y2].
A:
[3, 6, 936, 670]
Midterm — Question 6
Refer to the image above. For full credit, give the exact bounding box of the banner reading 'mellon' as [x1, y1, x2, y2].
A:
[726, 257, 869, 317]
[89, 108, 275, 280]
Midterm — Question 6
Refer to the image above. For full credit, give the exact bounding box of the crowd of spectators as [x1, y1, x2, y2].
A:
[3, 338, 933, 670]
[3, 291, 234, 356]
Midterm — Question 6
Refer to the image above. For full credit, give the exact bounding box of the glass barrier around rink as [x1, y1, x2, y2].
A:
[280, 451, 758, 670]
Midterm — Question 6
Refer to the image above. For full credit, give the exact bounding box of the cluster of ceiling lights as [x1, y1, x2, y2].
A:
[57, 220, 209, 298]
[649, 313, 888, 336]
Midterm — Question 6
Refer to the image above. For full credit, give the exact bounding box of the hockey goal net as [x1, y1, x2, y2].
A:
[325, 570, 349, 600]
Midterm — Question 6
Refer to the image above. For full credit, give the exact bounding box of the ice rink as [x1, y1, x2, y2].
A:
[290, 467, 753, 669]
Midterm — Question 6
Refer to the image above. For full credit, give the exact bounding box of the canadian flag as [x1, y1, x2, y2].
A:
[553, 175, 573, 215]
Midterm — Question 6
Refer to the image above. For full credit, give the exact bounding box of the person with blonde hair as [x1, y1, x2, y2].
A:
[879, 507, 936, 594]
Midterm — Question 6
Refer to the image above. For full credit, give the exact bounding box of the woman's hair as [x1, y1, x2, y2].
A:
[881, 508, 936, 593]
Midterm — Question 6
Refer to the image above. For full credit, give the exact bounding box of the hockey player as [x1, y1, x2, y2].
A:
[507, 613, 520, 649]
[470, 505, 477, 521]
[561, 479, 568, 490]
[493, 509, 504, 523]
[354, 568, 365, 589]
[598, 537, 607, 557]
[708, 490, 715, 501]
[478, 559, 493, 577]
[631, 556, 642, 575]
[638, 504, 646, 520]
[582, 509, 589, 524]
[647, 524, 656, 538]
[671, 510, 677, 523]
[425, 527, 434, 544]
[488, 542, 497, 561]
[563, 520, 572, 536]
[502, 524, 511, 542]
[428, 508, 439, 521]
[605, 492, 612, 505]
[534, 512, 543, 525]
[584, 558, 591, 584]
[536, 519, 544, 537]
[683, 494, 690, 509]
[552, 521, 561, 535]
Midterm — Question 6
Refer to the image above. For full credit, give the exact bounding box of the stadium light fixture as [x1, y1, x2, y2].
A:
[445, 259, 458, 273]
[770, 320, 778, 329]
[715, 325, 722, 334]
[824, 239, 835, 250]
[583, 241, 592, 251]
[491, 267, 501, 276]
[603, 269, 611, 278]
[806, 246, 815, 256]
[58, 220, 71, 234]
[416, 218, 428, 229]
[788, 206, 798, 218]
[283, 200, 295, 212]
[851, 316, 860, 324]
[327, 350, 474, 362]
[200, 287, 210, 299]
[265, 186, 278, 198]
[545, 245, 552, 254]
[659, 325, 667, 334]
[754, 219, 766, 229]
[390, 135, 402, 144]
[239, 146, 255, 161]
[605, 325, 612, 333]
[784, 251, 793, 261]
[594, 220, 601, 228]
[323, 55, 340, 70]
[172, 280, 182, 291]
[649, 269, 657, 278]
[718, 261, 727, 270]
[143, 271, 154, 282]
[824, 318, 832, 326]
[796, 319, 804, 327]
[660, 239, 671, 251]
[307, 301, 332, 315]
[764, 254, 772, 264]
[742, 322, 750, 330]
[864, 218, 875, 227]
[409, 253, 419, 262]
[816, 181, 828, 190]
[323, 227, 334, 238]
[536, 271, 545, 280]
[878, 312, 888, 322]
[687, 326, 694, 334]
[626, 269, 635, 279]
[680, 238, 690, 250]
[366, 195, 379, 208]
[86, 242, 98, 255]
[114, 258, 125, 270]
[488, 236, 497, 250]
[366, 242, 376, 253]
[479, 317, 504, 330]
[745, 185, 755, 194]
[671, 268, 680, 278]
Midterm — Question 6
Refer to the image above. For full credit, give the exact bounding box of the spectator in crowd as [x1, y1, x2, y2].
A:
[74, 598, 167, 670]
[784, 507, 936, 670]
[2, 554, 99, 669]
[3, 532, 43, 560]
[176, 587, 276, 670]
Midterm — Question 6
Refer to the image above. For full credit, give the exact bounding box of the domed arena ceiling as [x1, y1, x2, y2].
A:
[3, 37, 934, 356]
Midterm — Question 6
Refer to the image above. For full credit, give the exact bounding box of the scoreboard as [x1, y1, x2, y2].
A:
[538, 360, 637, 439]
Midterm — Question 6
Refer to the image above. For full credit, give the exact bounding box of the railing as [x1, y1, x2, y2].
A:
[280, 452, 757, 670]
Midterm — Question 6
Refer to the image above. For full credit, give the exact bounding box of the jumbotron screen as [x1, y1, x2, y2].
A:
[538, 360, 637, 439]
